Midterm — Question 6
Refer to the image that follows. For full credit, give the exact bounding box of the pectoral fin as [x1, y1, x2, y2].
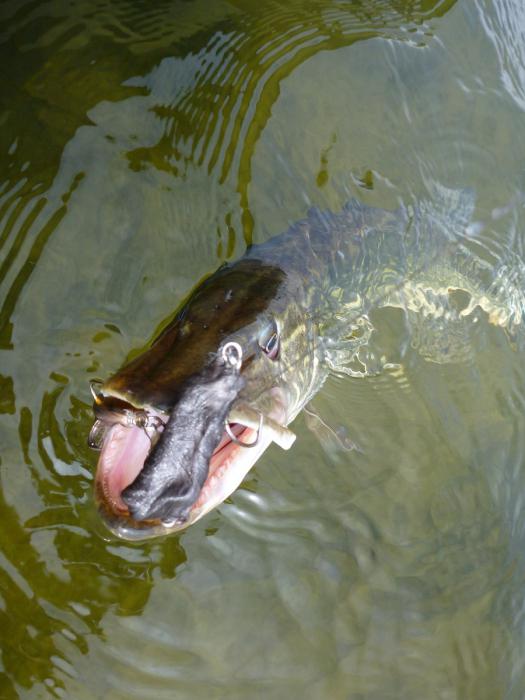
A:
[303, 403, 361, 455]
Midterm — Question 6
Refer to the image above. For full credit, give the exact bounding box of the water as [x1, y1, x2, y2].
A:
[2, 0, 525, 697]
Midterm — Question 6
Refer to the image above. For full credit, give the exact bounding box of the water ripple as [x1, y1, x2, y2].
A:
[477, 0, 525, 112]
[5, 0, 525, 698]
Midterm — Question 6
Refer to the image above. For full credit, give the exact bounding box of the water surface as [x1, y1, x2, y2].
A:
[2, 0, 525, 698]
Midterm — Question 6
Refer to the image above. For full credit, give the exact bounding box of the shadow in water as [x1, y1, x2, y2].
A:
[0, 381, 187, 695]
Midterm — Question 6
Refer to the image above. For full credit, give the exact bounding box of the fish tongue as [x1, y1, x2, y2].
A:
[97, 424, 152, 512]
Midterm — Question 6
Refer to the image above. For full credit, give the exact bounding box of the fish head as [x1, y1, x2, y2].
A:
[90, 258, 316, 540]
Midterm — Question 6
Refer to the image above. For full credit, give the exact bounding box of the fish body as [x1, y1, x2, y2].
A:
[91, 189, 525, 540]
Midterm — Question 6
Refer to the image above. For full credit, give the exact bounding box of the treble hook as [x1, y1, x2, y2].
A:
[139, 414, 165, 446]
[224, 411, 263, 448]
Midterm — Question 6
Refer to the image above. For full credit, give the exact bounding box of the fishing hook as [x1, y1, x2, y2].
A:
[123, 410, 165, 445]
[88, 402, 165, 450]
[224, 411, 263, 448]
[139, 414, 165, 446]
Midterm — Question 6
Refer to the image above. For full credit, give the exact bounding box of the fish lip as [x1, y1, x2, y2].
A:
[92, 388, 288, 540]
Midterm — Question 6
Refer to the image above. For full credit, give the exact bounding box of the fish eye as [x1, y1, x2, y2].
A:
[259, 324, 280, 360]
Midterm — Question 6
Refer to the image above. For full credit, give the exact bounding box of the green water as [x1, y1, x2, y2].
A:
[2, 0, 525, 697]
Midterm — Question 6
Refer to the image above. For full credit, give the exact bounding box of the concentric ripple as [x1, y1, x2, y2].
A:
[4, 0, 525, 698]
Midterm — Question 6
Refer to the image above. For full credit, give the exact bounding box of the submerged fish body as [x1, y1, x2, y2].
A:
[91, 188, 525, 540]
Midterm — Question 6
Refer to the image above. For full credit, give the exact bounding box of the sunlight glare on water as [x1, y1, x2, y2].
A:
[2, 0, 525, 698]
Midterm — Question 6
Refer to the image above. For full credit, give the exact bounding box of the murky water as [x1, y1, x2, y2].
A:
[2, 0, 525, 697]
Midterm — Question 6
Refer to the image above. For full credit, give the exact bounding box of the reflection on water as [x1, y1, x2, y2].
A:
[476, 0, 525, 113]
[2, 0, 525, 697]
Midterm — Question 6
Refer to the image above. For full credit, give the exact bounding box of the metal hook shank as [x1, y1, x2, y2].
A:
[224, 411, 263, 448]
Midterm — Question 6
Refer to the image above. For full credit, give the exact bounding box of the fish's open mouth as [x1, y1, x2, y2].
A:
[92, 396, 294, 539]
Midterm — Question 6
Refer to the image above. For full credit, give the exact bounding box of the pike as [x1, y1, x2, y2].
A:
[90, 188, 525, 540]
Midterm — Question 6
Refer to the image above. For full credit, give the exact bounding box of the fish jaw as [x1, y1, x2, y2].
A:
[93, 395, 288, 541]
[187, 425, 275, 525]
